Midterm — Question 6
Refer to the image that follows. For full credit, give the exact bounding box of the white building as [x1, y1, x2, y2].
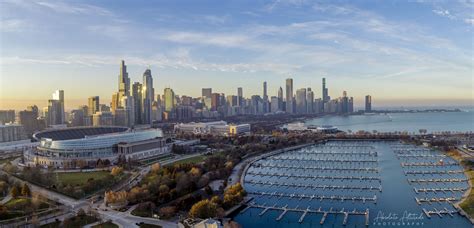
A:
[174, 121, 251, 136]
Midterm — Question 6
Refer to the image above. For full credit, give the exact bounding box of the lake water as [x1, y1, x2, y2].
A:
[233, 140, 472, 228]
[304, 110, 474, 133]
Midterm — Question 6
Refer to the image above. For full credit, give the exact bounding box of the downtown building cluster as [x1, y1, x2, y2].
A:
[1, 60, 372, 136]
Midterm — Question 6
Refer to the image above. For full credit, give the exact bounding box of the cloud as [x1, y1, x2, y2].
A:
[162, 32, 250, 48]
[432, 9, 455, 20]
[0, 19, 28, 32]
[464, 18, 474, 26]
[35, 1, 112, 16]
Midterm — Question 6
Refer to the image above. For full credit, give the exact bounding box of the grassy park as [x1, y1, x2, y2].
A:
[171, 155, 207, 165]
[56, 171, 111, 186]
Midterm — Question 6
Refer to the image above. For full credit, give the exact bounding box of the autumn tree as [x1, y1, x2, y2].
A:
[21, 183, 31, 197]
[151, 163, 161, 173]
[110, 167, 124, 176]
[189, 199, 217, 219]
[10, 186, 19, 198]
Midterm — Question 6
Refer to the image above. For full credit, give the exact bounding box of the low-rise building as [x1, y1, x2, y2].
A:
[174, 121, 251, 136]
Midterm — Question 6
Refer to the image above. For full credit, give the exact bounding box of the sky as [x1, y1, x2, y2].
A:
[0, 0, 473, 110]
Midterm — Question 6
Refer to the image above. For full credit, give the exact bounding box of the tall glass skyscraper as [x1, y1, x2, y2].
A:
[285, 78, 294, 114]
[142, 69, 154, 124]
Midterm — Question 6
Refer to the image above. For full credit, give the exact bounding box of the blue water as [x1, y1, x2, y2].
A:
[233, 141, 472, 228]
[304, 110, 474, 133]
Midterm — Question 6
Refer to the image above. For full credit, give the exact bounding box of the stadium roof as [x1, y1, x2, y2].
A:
[33, 126, 129, 141]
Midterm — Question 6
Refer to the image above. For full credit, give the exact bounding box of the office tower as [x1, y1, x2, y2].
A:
[69, 109, 84, 127]
[270, 96, 280, 113]
[52, 90, 65, 124]
[349, 97, 354, 113]
[226, 95, 238, 107]
[92, 111, 114, 126]
[181, 96, 193, 106]
[296, 88, 307, 114]
[0, 110, 15, 124]
[88, 96, 100, 116]
[237, 87, 243, 106]
[19, 106, 40, 135]
[341, 91, 349, 114]
[250, 95, 263, 115]
[118, 60, 130, 97]
[46, 90, 65, 126]
[285, 78, 294, 114]
[307, 88, 314, 114]
[151, 101, 163, 122]
[164, 88, 176, 112]
[211, 93, 220, 111]
[142, 68, 154, 124]
[365, 95, 372, 112]
[314, 98, 322, 114]
[322, 78, 329, 103]
[121, 95, 135, 126]
[111, 93, 119, 112]
[132, 82, 143, 124]
[202, 88, 212, 98]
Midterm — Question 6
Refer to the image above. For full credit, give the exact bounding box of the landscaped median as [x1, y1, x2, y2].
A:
[446, 150, 474, 223]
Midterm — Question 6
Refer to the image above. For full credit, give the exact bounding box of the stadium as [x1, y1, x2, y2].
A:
[24, 126, 170, 169]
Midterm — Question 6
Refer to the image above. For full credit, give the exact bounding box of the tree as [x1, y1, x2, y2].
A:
[110, 167, 124, 176]
[151, 163, 161, 173]
[21, 183, 31, 197]
[10, 186, 19, 198]
[189, 199, 217, 219]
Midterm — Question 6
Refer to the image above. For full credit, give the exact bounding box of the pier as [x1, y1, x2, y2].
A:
[422, 208, 458, 218]
[245, 179, 383, 191]
[269, 157, 378, 163]
[254, 163, 379, 172]
[408, 178, 467, 183]
[405, 170, 463, 175]
[414, 187, 467, 193]
[244, 202, 370, 225]
[401, 162, 458, 167]
[415, 197, 458, 205]
[246, 171, 381, 182]
[247, 191, 378, 203]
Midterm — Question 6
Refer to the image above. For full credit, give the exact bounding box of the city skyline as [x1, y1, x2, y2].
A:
[1, 0, 473, 110]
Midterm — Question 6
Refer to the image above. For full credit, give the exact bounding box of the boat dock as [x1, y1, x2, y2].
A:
[414, 187, 467, 193]
[415, 197, 458, 205]
[405, 170, 463, 175]
[247, 191, 377, 203]
[245, 180, 383, 191]
[401, 162, 458, 167]
[422, 208, 458, 218]
[243, 202, 370, 225]
[408, 178, 467, 183]
[255, 163, 379, 172]
[246, 171, 382, 182]
[269, 157, 378, 163]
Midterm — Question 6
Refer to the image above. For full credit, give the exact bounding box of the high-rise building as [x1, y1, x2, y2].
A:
[202, 88, 212, 98]
[211, 93, 220, 111]
[296, 88, 307, 114]
[132, 82, 143, 124]
[118, 60, 130, 97]
[341, 91, 349, 114]
[0, 110, 15, 124]
[237, 87, 243, 106]
[46, 90, 65, 126]
[307, 88, 314, 114]
[88, 96, 100, 116]
[92, 111, 114, 126]
[69, 109, 84, 127]
[365, 95, 372, 112]
[142, 69, 154, 124]
[285, 78, 294, 114]
[262, 81, 269, 113]
[19, 106, 40, 135]
[270, 96, 280, 113]
[164, 88, 176, 112]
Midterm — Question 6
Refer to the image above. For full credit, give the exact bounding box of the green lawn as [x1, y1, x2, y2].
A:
[56, 171, 111, 186]
[171, 155, 207, 165]
[92, 221, 119, 228]
[459, 170, 474, 218]
[4, 198, 29, 207]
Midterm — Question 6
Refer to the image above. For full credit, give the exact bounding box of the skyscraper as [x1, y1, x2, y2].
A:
[237, 87, 243, 106]
[306, 88, 314, 114]
[202, 88, 212, 98]
[118, 60, 130, 97]
[322, 78, 329, 103]
[132, 82, 143, 124]
[164, 88, 176, 112]
[263, 81, 269, 113]
[296, 88, 307, 114]
[88, 96, 100, 116]
[142, 68, 154, 124]
[47, 90, 65, 126]
[365, 95, 372, 112]
[285, 78, 294, 114]
[211, 93, 220, 111]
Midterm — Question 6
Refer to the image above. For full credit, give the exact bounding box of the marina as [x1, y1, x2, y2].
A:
[234, 140, 471, 228]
